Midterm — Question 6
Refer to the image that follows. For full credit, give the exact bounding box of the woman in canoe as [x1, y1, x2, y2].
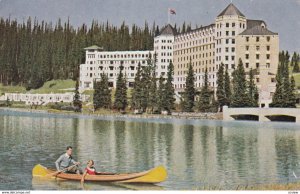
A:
[81, 160, 101, 183]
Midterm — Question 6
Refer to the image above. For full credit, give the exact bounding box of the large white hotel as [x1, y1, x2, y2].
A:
[80, 3, 279, 107]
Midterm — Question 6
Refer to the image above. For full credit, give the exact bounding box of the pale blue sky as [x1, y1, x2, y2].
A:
[0, 0, 299, 53]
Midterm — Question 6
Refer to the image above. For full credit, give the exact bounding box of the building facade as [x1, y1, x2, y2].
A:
[173, 3, 279, 107]
[80, 46, 154, 89]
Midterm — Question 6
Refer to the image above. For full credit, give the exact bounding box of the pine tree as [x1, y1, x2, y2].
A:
[73, 79, 82, 112]
[197, 66, 212, 112]
[114, 65, 127, 111]
[287, 76, 297, 108]
[224, 67, 231, 106]
[231, 58, 251, 107]
[248, 68, 259, 107]
[157, 75, 165, 113]
[131, 62, 142, 110]
[182, 61, 195, 112]
[93, 73, 111, 110]
[163, 61, 175, 114]
[292, 52, 300, 73]
[148, 62, 157, 113]
[216, 63, 225, 111]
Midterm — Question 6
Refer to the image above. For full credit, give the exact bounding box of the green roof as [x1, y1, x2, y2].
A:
[84, 45, 103, 50]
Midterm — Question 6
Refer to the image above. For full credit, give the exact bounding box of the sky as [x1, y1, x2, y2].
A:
[0, 0, 299, 53]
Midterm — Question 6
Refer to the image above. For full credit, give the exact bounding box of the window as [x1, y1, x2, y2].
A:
[267, 46, 270, 51]
[267, 63, 271, 68]
[231, 64, 235, 69]
[226, 39, 229, 44]
[226, 47, 229, 52]
[246, 37, 249, 42]
[232, 39, 235, 44]
[231, 56, 235, 61]
[232, 47, 235, 52]
[256, 54, 260, 59]
[246, 54, 249, 59]
[246, 63, 249, 68]
[267, 36, 271, 42]
[256, 37, 260, 42]
[256, 46, 260, 51]
[232, 23, 236, 27]
[226, 23, 229, 27]
[256, 63, 260, 68]
[246, 46, 249, 51]
[232, 31, 235, 36]
[267, 54, 270, 60]
[225, 56, 229, 61]
[226, 31, 229, 36]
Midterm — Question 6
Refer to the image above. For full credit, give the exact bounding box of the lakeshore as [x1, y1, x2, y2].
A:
[0, 107, 223, 121]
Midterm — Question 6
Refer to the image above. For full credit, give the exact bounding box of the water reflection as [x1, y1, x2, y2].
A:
[0, 111, 300, 190]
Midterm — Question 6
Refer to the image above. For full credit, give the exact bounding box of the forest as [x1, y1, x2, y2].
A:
[0, 17, 158, 90]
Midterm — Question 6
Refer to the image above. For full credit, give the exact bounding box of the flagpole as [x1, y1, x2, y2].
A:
[168, 8, 170, 24]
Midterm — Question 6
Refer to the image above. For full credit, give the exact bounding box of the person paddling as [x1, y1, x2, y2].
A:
[55, 146, 81, 174]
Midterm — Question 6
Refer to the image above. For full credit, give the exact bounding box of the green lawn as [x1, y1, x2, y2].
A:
[29, 79, 76, 94]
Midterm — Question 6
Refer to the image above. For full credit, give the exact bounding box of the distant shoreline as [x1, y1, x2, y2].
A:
[0, 107, 222, 121]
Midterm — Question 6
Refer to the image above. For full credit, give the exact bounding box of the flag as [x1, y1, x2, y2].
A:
[169, 8, 176, 15]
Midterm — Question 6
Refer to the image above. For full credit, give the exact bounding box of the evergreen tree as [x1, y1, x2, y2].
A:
[248, 68, 259, 107]
[73, 79, 82, 112]
[131, 62, 142, 110]
[163, 61, 175, 114]
[182, 61, 195, 112]
[148, 61, 157, 113]
[287, 76, 297, 108]
[231, 59, 251, 107]
[197, 66, 212, 112]
[114, 65, 127, 111]
[224, 67, 231, 106]
[216, 63, 225, 111]
[157, 75, 165, 113]
[93, 73, 111, 110]
[292, 52, 300, 73]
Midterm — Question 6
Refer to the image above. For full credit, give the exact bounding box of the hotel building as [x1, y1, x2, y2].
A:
[80, 3, 279, 107]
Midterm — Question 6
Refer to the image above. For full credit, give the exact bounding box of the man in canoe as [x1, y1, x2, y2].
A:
[55, 146, 81, 174]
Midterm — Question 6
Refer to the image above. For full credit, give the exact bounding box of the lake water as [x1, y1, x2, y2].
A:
[0, 109, 300, 190]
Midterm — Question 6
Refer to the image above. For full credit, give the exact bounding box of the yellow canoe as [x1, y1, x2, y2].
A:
[32, 164, 167, 184]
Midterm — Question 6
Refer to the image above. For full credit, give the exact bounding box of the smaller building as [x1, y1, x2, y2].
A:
[2, 93, 90, 105]
[80, 45, 154, 90]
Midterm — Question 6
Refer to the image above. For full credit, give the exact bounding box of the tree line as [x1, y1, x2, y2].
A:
[91, 52, 298, 114]
[93, 55, 176, 114]
[0, 17, 157, 90]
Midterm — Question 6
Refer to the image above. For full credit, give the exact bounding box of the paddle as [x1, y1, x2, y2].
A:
[46, 163, 79, 177]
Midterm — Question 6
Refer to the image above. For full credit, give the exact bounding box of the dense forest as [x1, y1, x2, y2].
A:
[0, 17, 158, 90]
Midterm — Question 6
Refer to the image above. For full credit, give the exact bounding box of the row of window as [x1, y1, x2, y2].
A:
[216, 31, 236, 37]
[175, 28, 214, 41]
[176, 52, 214, 62]
[96, 53, 151, 59]
[174, 37, 214, 49]
[246, 36, 271, 42]
[245, 54, 271, 60]
[174, 45, 215, 55]
[216, 22, 246, 29]
[245, 45, 271, 51]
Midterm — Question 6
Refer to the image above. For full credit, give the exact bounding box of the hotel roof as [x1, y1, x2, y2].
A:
[240, 25, 278, 36]
[158, 24, 177, 36]
[217, 3, 245, 17]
